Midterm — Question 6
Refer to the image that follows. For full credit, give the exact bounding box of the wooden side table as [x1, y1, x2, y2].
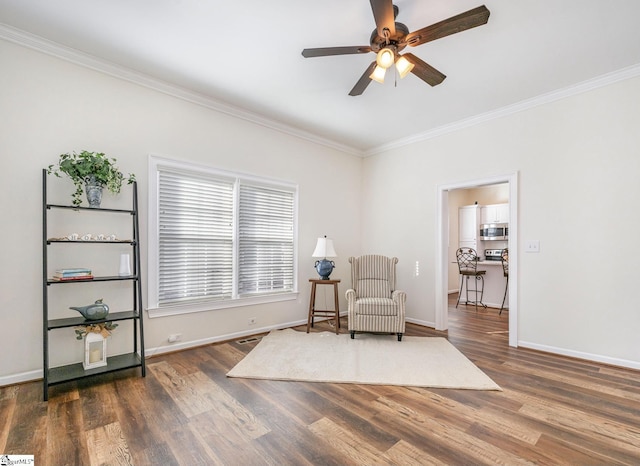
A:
[307, 279, 341, 334]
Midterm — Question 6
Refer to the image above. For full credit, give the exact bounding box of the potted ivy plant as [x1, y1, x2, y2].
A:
[48, 150, 136, 207]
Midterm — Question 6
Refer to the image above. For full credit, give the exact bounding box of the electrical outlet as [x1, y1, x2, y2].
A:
[525, 240, 540, 253]
[248, 317, 257, 325]
[168, 333, 182, 343]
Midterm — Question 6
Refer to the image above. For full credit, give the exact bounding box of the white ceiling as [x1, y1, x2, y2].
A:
[2, 0, 640, 155]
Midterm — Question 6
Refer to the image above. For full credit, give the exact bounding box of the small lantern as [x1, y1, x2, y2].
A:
[83, 331, 107, 369]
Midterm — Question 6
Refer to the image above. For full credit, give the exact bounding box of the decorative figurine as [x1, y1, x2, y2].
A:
[70, 298, 110, 320]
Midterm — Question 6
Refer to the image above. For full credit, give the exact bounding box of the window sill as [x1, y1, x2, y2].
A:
[147, 291, 299, 318]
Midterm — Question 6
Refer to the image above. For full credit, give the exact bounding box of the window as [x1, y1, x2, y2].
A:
[148, 156, 298, 317]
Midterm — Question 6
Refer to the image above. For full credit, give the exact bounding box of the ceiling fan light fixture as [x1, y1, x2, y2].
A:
[376, 47, 395, 69]
[370, 65, 386, 84]
[395, 55, 414, 79]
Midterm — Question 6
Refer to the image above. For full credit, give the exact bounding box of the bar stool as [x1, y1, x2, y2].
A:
[500, 248, 509, 315]
[456, 247, 487, 311]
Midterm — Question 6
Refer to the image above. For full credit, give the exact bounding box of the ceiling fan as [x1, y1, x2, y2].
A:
[301, 1, 490, 96]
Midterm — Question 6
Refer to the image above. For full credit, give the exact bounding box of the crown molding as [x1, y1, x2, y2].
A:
[0, 23, 363, 157]
[365, 63, 640, 156]
[4, 23, 639, 159]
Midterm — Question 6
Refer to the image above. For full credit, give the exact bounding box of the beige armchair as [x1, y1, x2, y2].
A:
[346, 255, 406, 341]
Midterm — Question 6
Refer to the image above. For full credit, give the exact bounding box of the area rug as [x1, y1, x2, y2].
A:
[227, 328, 501, 390]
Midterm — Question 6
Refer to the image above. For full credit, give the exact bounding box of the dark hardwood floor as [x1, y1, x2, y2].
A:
[2, 297, 640, 465]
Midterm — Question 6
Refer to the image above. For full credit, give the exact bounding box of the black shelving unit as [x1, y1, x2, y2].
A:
[42, 169, 145, 401]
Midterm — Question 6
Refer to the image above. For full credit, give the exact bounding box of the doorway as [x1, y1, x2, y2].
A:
[436, 173, 518, 347]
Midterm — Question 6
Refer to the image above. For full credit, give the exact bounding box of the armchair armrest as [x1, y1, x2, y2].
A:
[346, 289, 357, 319]
[392, 290, 406, 304]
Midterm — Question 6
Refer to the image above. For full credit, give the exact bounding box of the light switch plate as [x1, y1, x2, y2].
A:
[525, 240, 540, 253]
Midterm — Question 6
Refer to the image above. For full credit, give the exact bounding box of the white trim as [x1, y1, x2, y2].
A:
[3, 24, 640, 158]
[0, 23, 360, 157]
[365, 63, 640, 156]
[147, 291, 299, 319]
[0, 369, 43, 387]
[518, 341, 640, 371]
[436, 172, 519, 348]
[144, 319, 307, 358]
[405, 316, 436, 329]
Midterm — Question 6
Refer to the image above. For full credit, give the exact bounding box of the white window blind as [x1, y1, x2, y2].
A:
[151, 158, 298, 313]
[238, 184, 295, 296]
[158, 171, 234, 305]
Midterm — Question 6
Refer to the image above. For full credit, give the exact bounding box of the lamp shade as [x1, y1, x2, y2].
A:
[369, 65, 386, 84]
[395, 55, 415, 79]
[376, 47, 395, 69]
[312, 236, 336, 280]
[312, 236, 337, 258]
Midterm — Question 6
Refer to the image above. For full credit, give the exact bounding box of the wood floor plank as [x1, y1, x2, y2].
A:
[400, 387, 542, 445]
[45, 399, 90, 466]
[532, 432, 627, 465]
[308, 417, 383, 465]
[149, 360, 270, 440]
[85, 421, 133, 466]
[381, 439, 446, 466]
[161, 424, 222, 465]
[501, 359, 640, 403]
[372, 395, 535, 465]
[220, 377, 353, 465]
[147, 361, 214, 418]
[514, 389, 640, 457]
[188, 413, 276, 465]
[0, 393, 17, 452]
[3, 382, 47, 458]
[78, 380, 119, 432]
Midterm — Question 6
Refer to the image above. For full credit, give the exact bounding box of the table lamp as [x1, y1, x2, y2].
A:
[312, 235, 336, 279]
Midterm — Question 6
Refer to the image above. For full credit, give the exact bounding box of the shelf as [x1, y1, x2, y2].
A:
[48, 352, 143, 386]
[43, 169, 145, 401]
[46, 203, 134, 214]
[47, 239, 135, 245]
[48, 310, 139, 330]
[47, 275, 138, 285]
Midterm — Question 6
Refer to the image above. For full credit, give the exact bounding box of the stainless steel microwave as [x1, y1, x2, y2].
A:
[480, 223, 508, 240]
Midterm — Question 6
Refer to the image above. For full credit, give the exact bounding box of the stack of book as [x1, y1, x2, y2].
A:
[52, 268, 93, 281]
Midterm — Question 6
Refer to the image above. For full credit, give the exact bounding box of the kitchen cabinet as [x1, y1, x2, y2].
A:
[481, 203, 509, 224]
[458, 205, 480, 246]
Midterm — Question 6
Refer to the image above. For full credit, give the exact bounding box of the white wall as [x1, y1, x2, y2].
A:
[0, 39, 362, 383]
[362, 75, 640, 368]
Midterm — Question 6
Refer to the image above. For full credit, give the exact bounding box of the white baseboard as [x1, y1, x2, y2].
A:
[405, 317, 435, 329]
[518, 340, 640, 371]
[144, 318, 309, 358]
[0, 369, 43, 387]
[0, 319, 310, 388]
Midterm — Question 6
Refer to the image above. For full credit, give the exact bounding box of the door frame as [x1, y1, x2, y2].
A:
[435, 172, 519, 347]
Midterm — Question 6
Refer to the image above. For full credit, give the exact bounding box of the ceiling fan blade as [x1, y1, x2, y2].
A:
[369, 0, 396, 38]
[403, 53, 446, 86]
[349, 61, 377, 96]
[405, 5, 490, 47]
[302, 46, 372, 58]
